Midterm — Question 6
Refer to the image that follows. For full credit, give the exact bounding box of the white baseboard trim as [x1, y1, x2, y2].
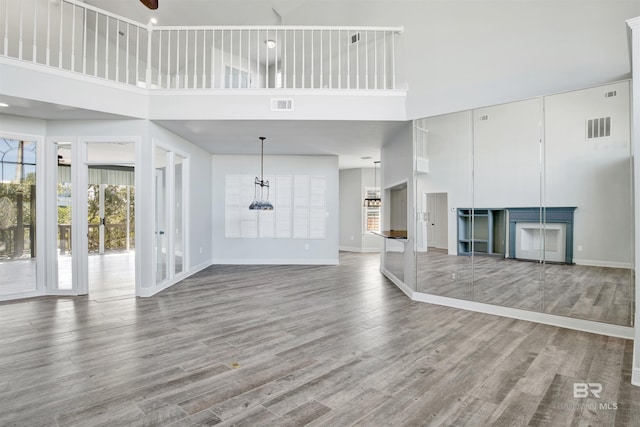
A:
[412, 292, 634, 339]
[573, 259, 633, 269]
[381, 267, 413, 299]
[632, 367, 640, 387]
[339, 246, 381, 253]
[211, 258, 339, 265]
[379, 269, 634, 339]
[0, 290, 46, 302]
[138, 260, 213, 298]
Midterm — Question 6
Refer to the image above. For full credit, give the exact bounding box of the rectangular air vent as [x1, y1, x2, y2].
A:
[586, 116, 611, 139]
[604, 90, 617, 98]
[350, 32, 361, 45]
[479, 115, 489, 121]
[271, 98, 293, 111]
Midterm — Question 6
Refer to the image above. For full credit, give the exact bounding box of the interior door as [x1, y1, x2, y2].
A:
[426, 193, 436, 248]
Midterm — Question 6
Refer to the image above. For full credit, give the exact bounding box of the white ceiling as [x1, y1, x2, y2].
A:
[156, 119, 406, 169]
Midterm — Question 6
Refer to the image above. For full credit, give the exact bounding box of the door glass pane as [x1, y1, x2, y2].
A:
[174, 155, 185, 275]
[155, 147, 168, 284]
[0, 139, 38, 295]
[57, 143, 73, 290]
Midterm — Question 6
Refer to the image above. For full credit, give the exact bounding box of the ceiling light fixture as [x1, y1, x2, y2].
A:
[249, 137, 274, 211]
[149, 17, 158, 25]
[364, 161, 382, 208]
[140, 0, 158, 10]
[0, 102, 8, 108]
[266, 40, 276, 49]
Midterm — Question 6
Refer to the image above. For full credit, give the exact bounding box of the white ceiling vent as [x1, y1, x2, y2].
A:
[586, 116, 611, 139]
[271, 98, 293, 111]
[604, 90, 617, 98]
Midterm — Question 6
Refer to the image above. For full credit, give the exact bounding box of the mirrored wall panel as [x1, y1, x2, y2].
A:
[413, 81, 634, 327]
[415, 111, 473, 300]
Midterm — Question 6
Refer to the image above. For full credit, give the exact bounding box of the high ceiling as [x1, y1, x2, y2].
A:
[0, 0, 407, 169]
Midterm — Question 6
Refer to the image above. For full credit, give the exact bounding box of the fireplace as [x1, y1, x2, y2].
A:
[507, 207, 576, 264]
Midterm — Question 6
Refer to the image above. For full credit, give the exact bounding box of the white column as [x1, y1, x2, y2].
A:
[627, 15, 640, 387]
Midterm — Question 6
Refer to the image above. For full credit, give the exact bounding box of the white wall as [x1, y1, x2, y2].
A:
[211, 154, 339, 264]
[281, 0, 640, 119]
[0, 114, 47, 136]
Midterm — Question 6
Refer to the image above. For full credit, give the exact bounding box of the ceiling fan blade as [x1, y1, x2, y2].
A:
[140, 0, 158, 10]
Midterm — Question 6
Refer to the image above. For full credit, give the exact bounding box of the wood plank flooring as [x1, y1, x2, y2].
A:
[416, 249, 635, 326]
[0, 252, 639, 426]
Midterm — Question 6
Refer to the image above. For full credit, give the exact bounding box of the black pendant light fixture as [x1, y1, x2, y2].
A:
[140, 0, 158, 10]
[363, 161, 382, 207]
[249, 137, 274, 210]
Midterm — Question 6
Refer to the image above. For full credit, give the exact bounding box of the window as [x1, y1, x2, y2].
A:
[364, 187, 381, 234]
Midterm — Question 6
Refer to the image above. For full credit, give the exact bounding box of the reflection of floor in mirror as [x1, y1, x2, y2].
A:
[416, 249, 634, 326]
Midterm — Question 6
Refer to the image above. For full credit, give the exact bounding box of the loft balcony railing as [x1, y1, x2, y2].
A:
[1, 0, 403, 91]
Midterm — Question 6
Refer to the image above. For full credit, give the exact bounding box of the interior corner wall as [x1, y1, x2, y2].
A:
[211, 155, 339, 264]
[149, 123, 213, 271]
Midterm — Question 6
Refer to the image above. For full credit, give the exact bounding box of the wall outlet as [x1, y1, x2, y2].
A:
[304, 243, 309, 250]
[578, 245, 583, 252]
[350, 235, 354, 241]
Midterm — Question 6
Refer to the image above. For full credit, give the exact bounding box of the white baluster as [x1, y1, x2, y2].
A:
[392, 31, 396, 90]
[176, 30, 180, 88]
[157, 29, 162, 87]
[59, 0, 63, 68]
[211, 30, 216, 89]
[329, 30, 332, 89]
[194, 30, 198, 88]
[18, 0, 23, 60]
[94, 12, 98, 76]
[32, 0, 37, 62]
[115, 20, 119, 81]
[82, 8, 87, 74]
[365, 30, 368, 90]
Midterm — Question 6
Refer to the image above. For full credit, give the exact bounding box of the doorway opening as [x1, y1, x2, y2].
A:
[56, 141, 136, 298]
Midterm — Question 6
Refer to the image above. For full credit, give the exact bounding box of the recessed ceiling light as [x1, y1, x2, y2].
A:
[150, 17, 158, 25]
[265, 40, 276, 49]
[0, 102, 9, 108]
